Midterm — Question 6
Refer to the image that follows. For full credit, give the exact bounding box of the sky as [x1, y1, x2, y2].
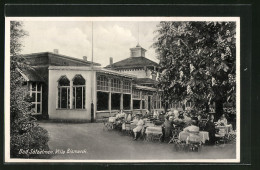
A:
[21, 21, 160, 67]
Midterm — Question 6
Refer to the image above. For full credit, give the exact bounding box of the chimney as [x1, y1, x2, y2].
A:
[53, 49, 59, 54]
[110, 57, 113, 66]
[83, 56, 88, 61]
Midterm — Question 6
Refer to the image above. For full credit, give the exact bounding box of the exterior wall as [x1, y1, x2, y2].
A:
[119, 69, 152, 79]
[48, 69, 94, 121]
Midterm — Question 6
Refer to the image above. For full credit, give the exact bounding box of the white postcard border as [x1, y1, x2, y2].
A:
[4, 17, 240, 163]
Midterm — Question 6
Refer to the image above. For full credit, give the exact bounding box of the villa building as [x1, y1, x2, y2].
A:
[19, 45, 164, 122]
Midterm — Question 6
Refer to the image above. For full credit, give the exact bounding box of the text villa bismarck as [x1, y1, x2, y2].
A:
[18, 148, 88, 155]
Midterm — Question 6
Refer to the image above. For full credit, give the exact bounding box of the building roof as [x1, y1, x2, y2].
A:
[18, 68, 44, 82]
[22, 52, 101, 66]
[105, 56, 159, 69]
[135, 78, 158, 85]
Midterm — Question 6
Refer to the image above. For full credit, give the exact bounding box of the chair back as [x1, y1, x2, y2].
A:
[172, 128, 181, 138]
[125, 122, 131, 130]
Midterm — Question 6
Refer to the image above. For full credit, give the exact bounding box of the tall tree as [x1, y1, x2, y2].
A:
[153, 21, 236, 119]
[10, 21, 49, 158]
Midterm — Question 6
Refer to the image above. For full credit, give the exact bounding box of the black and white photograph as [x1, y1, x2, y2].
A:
[4, 17, 240, 163]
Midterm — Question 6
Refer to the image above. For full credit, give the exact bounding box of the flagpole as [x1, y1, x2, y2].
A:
[91, 21, 94, 122]
[138, 22, 139, 45]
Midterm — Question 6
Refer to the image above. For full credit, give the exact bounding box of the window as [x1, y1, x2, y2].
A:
[123, 94, 131, 110]
[140, 92, 147, 110]
[178, 101, 181, 108]
[58, 76, 70, 109]
[154, 101, 157, 109]
[97, 91, 109, 111]
[173, 102, 178, 108]
[133, 90, 141, 110]
[73, 75, 86, 109]
[159, 95, 162, 109]
[132, 90, 141, 99]
[142, 100, 145, 109]
[152, 95, 157, 109]
[142, 92, 146, 99]
[155, 94, 162, 109]
[123, 81, 131, 93]
[133, 100, 141, 109]
[111, 78, 121, 92]
[97, 75, 109, 91]
[111, 93, 121, 110]
[30, 82, 42, 114]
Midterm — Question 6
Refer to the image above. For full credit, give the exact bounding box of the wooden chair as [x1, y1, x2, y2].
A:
[215, 129, 228, 145]
[103, 117, 114, 131]
[226, 131, 236, 143]
[169, 128, 181, 144]
[186, 135, 202, 152]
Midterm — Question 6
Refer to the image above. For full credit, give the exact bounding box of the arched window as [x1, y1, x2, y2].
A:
[58, 76, 70, 109]
[73, 74, 86, 109]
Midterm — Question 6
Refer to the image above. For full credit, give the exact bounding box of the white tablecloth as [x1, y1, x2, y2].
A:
[216, 124, 233, 134]
[199, 131, 210, 143]
[145, 126, 162, 135]
[179, 131, 209, 144]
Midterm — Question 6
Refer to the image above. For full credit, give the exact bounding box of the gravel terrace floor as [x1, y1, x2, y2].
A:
[38, 122, 236, 161]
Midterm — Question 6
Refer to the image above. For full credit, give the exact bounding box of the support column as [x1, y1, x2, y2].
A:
[120, 94, 123, 110]
[120, 80, 123, 110]
[109, 92, 111, 115]
[130, 82, 133, 112]
[55, 82, 58, 109]
[70, 79, 73, 109]
[108, 78, 112, 115]
[140, 91, 143, 110]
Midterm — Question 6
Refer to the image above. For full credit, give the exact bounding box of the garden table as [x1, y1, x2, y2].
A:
[145, 126, 163, 142]
[216, 124, 233, 134]
[178, 131, 209, 144]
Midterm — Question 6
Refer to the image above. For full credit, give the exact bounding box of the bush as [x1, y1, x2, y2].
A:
[10, 110, 50, 158]
[10, 73, 50, 158]
[10, 21, 50, 159]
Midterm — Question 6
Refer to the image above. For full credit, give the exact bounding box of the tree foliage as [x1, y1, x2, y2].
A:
[153, 21, 236, 116]
[10, 21, 49, 158]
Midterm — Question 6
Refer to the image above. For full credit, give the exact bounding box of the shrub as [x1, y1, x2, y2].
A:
[10, 21, 50, 158]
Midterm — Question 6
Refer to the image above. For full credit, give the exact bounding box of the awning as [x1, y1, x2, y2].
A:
[133, 85, 157, 92]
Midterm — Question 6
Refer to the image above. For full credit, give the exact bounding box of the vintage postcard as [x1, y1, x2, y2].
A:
[5, 17, 240, 163]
